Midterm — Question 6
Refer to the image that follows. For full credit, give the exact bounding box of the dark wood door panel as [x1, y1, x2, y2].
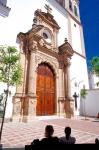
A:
[36, 64, 55, 116]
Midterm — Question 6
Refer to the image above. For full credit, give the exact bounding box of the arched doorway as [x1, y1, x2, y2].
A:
[36, 63, 56, 116]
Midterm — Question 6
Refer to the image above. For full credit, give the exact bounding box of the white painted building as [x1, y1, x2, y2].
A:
[80, 88, 99, 117]
[80, 71, 99, 118]
[88, 71, 99, 89]
[0, 0, 89, 119]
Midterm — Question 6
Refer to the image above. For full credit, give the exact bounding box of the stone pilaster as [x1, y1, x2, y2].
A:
[22, 95, 37, 123]
[64, 60, 74, 118]
[12, 96, 22, 122]
[59, 68, 64, 98]
[28, 51, 37, 96]
[58, 64, 65, 116]
[12, 52, 28, 122]
[64, 99, 74, 118]
[22, 42, 38, 122]
[64, 60, 71, 98]
[15, 49, 28, 95]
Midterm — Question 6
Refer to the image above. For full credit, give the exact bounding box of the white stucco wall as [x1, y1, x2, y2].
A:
[70, 53, 89, 91]
[89, 72, 99, 89]
[70, 53, 89, 115]
[80, 89, 99, 117]
[0, 0, 68, 46]
[5, 86, 16, 118]
[0, 83, 16, 118]
[70, 18, 82, 54]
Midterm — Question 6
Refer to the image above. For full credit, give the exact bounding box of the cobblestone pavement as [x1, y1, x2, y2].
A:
[0, 116, 99, 149]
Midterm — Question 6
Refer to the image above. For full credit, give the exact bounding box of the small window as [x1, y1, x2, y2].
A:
[69, 0, 73, 11]
[74, 5, 78, 17]
[74, 24, 76, 27]
[43, 33, 48, 39]
[55, 0, 65, 8]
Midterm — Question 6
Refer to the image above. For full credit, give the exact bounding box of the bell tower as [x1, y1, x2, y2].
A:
[67, 0, 80, 19]
[66, 0, 86, 56]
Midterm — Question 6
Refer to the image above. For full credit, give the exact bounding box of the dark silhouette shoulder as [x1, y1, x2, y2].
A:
[40, 136, 59, 145]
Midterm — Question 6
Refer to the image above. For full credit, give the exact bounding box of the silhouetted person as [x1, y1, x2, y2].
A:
[31, 138, 40, 145]
[59, 127, 76, 144]
[95, 138, 99, 144]
[40, 125, 59, 145]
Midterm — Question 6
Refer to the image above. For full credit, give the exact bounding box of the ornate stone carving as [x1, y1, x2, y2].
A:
[17, 33, 28, 53]
[35, 53, 59, 75]
[39, 39, 45, 47]
[44, 4, 52, 14]
[28, 98, 37, 115]
[13, 101, 21, 115]
[32, 40, 38, 51]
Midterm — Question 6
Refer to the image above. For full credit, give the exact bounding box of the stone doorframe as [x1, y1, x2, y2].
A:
[12, 49, 60, 122]
[35, 53, 59, 115]
[58, 39, 74, 118]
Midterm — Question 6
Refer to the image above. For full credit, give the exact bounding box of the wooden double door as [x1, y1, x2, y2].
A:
[36, 63, 56, 116]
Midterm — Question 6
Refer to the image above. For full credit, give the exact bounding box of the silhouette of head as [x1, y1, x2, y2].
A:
[95, 138, 99, 144]
[64, 127, 71, 139]
[45, 125, 54, 138]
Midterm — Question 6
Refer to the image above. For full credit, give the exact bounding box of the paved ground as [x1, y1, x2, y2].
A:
[0, 116, 99, 149]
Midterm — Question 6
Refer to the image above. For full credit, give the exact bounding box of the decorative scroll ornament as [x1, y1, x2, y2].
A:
[32, 41, 38, 50]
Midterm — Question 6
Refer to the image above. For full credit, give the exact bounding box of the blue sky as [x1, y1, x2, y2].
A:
[80, 0, 99, 65]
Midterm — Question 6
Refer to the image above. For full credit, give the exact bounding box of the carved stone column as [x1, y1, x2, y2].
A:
[59, 69, 64, 98]
[12, 96, 22, 122]
[58, 39, 74, 118]
[28, 51, 37, 96]
[64, 59, 74, 118]
[64, 59, 71, 99]
[22, 41, 38, 122]
[58, 63, 65, 116]
[12, 34, 28, 122]
[16, 52, 27, 96]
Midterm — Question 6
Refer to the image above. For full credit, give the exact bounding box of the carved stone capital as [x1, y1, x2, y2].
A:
[64, 58, 71, 67]
[59, 61, 64, 69]
[39, 39, 45, 47]
[30, 40, 38, 52]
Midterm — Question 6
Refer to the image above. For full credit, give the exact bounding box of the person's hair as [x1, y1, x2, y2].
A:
[64, 127, 71, 140]
[45, 125, 54, 138]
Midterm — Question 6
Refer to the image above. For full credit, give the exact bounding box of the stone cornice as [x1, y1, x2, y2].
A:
[58, 41, 74, 58]
[17, 32, 29, 53]
[73, 50, 86, 59]
[58, 41, 74, 68]
[37, 44, 58, 59]
[17, 32, 26, 41]
[34, 9, 60, 30]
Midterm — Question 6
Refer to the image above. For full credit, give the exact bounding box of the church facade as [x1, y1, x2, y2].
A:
[12, 0, 89, 122]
